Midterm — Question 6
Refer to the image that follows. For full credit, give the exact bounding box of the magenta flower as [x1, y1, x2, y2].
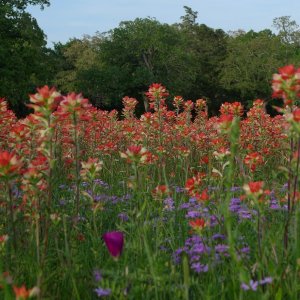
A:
[102, 231, 124, 258]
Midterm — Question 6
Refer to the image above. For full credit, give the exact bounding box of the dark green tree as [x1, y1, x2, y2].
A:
[180, 6, 198, 29]
[0, 0, 52, 115]
[220, 29, 284, 109]
[55, 18, 198, 112]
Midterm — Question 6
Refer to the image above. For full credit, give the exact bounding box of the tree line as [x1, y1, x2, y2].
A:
[1, 1, 300, 116]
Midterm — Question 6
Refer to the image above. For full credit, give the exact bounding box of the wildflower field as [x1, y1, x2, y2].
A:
[0, 65, 300, 299]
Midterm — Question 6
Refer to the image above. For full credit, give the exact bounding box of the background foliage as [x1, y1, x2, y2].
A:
[1, 3, 300, 116]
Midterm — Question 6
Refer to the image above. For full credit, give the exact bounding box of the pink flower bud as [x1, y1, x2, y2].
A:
[102, 231, 124, 258]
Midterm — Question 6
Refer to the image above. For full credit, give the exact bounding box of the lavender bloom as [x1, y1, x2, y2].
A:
[210, 215, 219, 227]
[212, 233, 225, 240]
[229, 198, 241, 213]
[173, 247, 186, 264]
[186, 211, 201, 218]
[230, 186, 241, 192]
[259, 277, 273, 285]
[175, 186, 185, 193]
[241, 283, 250, 291]
[94, 179, 110, 189]
[239, 209, 252, 219]
[239, 246, 250, 254]
[94, 195, 104, 202]
[159, 245, 168, 251]
[93, 269, 102, 282]
[190, 254, 201, 262]
[94, 288, 111, 297]
[180, 203, 191, 209]
[250, 280, 258, 291]
[229, 198, 254, 220]
[12, 186, 22, 198]
[185, 235, 202, 247]
[215, 244, 229, 254]
[110, 195, 120, 204]
[86, 189, 93, 196]
[189, 197, 198, 204]
[281, 183, 288, 191]
[163, 197, 175, 211]
[241, 280, 258, 291]
[118, 213, 129, 222]
[269, 199, 281, 210]
[59, 199, 66, 206]
[191, 263, 208, 273]
[123, 194, 132, 200]
[189, 243, 209, 257]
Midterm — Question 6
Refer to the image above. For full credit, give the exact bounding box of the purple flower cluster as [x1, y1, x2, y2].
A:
[93, 269, 102, 282]
[93, 193, 131, 204]
[93, 269, 111, 297]
[163, 197, 175, 211]
[229, 198, 254, 220]
[118, 212, 129, 222]
[268, 191, 287, 211]
[241, 277, 273, 291]
[94, 179, 110, 189]
[174, 186, 186, 193]
[173, 235, 210, 273]
[94, 288, 111, 297]
[180, 197, 207, 219]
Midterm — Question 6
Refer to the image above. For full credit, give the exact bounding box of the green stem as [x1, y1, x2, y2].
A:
[74, 115, 81, 217]
[6, 182, 16, 252]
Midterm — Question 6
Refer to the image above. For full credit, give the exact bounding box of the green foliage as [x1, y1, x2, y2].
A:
[2, 4, 300, 116]
[53, 15, 229, 114]
[220, 30, 284, 107]
[0, 0, 53, 116]
[0, 0, 49, 11]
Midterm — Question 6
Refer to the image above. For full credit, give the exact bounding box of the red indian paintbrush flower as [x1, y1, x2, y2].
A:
[152, 185, 170, 200]
[120, 145, 148, 164]
[102, 231, 124, 258]
[145, 83, 169, 101]
[293, 108, 300, 122]
[244, 152, 263, 172]
[13, 285, 39, 300]
[57, 92, 91, 117]
[13, 285, 31, 300]
[0, 151, 22, 179]
[217, 114, 234, 131]
[28, 85, 62, 113]
[243, 181, 264, 197]
[189, 218, 206, 230]
[173, 96, 184, 109]
[272, 65, 300, 106]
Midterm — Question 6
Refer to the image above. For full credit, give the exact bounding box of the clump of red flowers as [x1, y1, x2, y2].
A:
[189, 218, 206, 232]
[272, 64, 300, 106]
[0, 151, 22, 179]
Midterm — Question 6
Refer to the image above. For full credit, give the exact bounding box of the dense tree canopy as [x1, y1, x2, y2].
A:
[220, 30, 283, 105]
[0, 0, 55, 115]
[1, 4, 300, 116]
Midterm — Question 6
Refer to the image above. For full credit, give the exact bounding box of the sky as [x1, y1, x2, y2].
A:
[27, 0, 300, 47]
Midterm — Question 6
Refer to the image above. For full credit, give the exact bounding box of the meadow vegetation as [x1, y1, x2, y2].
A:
[0, 65, 300, 299]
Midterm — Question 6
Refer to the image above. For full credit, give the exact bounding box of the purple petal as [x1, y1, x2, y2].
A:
[241, 283, 250, 291]
[259, 277, 273, 285]
[102, 231, 124, 257]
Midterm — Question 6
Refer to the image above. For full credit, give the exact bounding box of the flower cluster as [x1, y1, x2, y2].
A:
[272, 64, 300, 106]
